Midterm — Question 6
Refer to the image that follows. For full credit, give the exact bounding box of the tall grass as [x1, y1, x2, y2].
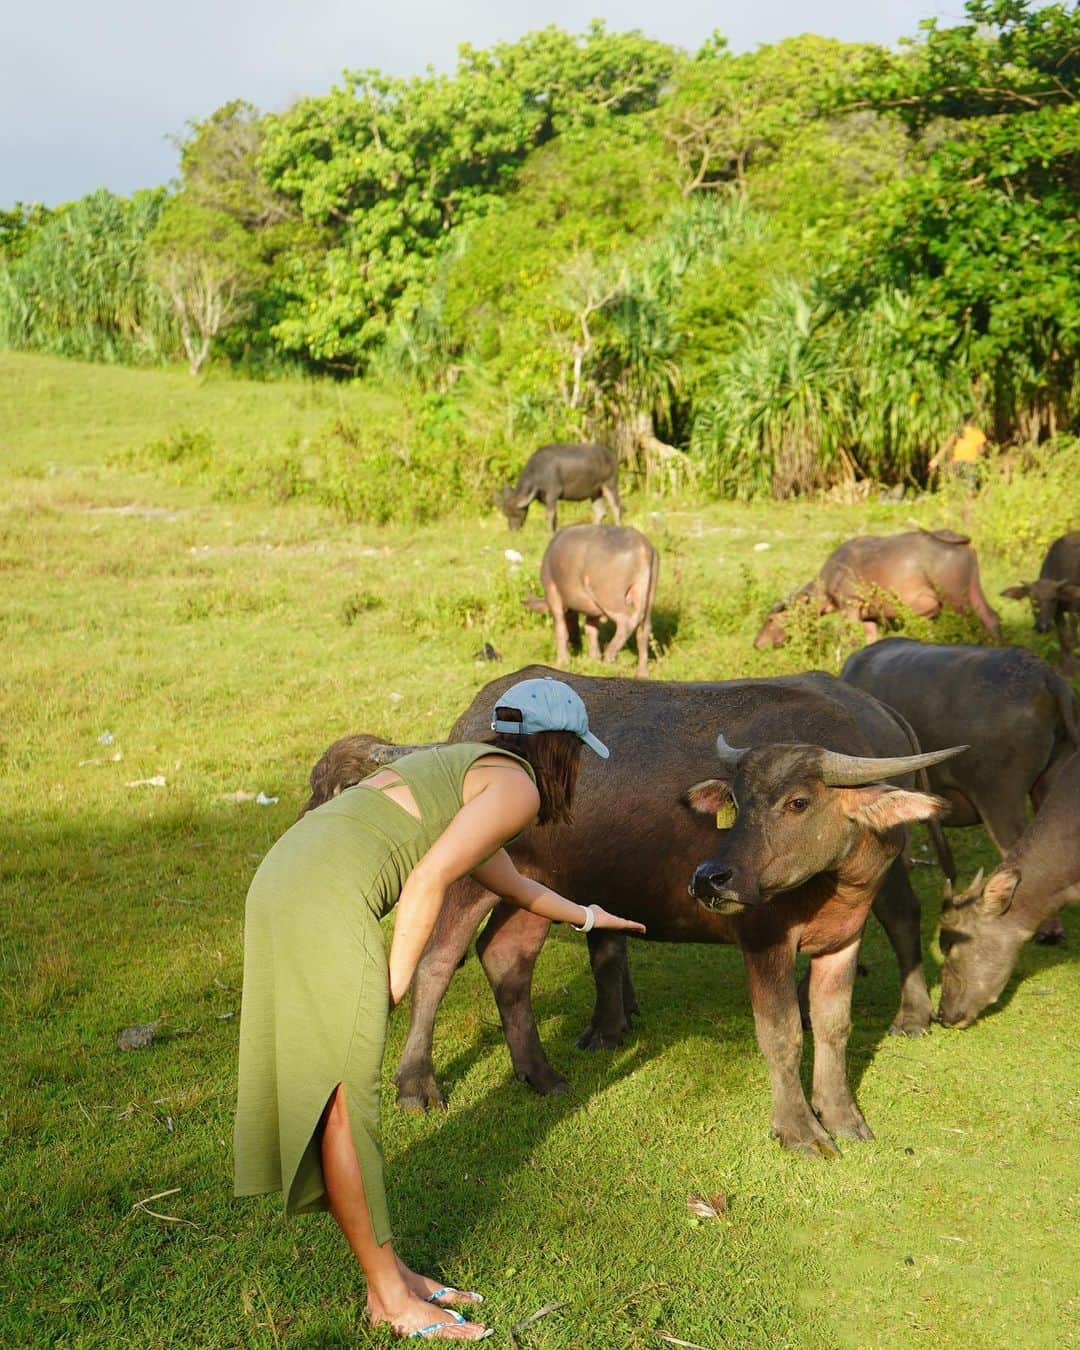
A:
[0, 189, 178, 364]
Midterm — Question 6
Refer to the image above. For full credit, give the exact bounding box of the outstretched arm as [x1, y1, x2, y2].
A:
[470, 848, 646, 935]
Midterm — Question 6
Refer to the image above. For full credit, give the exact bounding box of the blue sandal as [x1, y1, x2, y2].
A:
[426, 1287, 484, 1307]
[409, 1308, 494, 1339]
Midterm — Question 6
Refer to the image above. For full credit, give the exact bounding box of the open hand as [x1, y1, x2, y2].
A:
[589, 904, 646, 935]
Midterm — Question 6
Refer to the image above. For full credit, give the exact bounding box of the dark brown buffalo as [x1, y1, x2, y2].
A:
[841, 638, 1078, 861]
[497, 443, 622, 532]
[1002, 531, 1080, 674]
[755, 528, 1001, 648]
[938, 750, 1079, 1028]
[306, 667, 960, 1159]
[525, 525, 659, 677]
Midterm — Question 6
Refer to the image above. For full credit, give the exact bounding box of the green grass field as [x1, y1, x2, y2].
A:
[2, 352, 1077, 1348]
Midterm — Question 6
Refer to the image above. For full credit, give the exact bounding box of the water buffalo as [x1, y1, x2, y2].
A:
[841, 638, 1078, 863]
[524, 525, 659, 677]
[938, 750, 1079, 1028]
[306, 667, 961, 1159]
[497, 443, 622, 532]
[1001, 531, 1080, 674]
[754, 528, 1001, 648]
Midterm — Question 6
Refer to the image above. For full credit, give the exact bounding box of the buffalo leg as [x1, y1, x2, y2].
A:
[583, 614, 603, 661]
[577, 931, 633, 1050]
[809, 939, 872, 1141]
[394, 876, 497, 1111]
[742, 943, 840, 1158]
[601, 482, 622, 525]
[591, 495, 605, 524]
[549, 594, 573, 669]
[477, 905, 568, 1095]
[565, 610, 582, 653]
[544, 494, 559, 532]
[1057, 611, 1077, 675]
[603, 616, 634, 665]
[872, 859, 933, 1036]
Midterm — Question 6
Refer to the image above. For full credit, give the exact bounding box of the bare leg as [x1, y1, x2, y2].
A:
[321, 1087, 488, 1340]
[861, 619, 880, 643]
[809, 941, 872, 1141]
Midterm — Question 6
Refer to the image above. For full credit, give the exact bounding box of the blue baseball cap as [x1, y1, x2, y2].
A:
[491, 677, 610, 759]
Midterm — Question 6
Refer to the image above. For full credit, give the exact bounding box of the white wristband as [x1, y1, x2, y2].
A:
[572, 904, 596, 933]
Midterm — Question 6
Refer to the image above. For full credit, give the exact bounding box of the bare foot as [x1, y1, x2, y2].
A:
[397, 1257, 483, 1306]
[369, 1291, 489, 1340]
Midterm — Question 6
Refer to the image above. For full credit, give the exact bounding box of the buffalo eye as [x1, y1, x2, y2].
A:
[784, 796, 810, 814]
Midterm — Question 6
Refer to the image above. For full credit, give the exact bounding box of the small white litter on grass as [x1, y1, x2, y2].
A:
[753, 541, 771, 552]
[255, 791, 279, 806]
[126, 776, 166, 789]
[98, 731, 115, 745]
[504, 548, 524, 564]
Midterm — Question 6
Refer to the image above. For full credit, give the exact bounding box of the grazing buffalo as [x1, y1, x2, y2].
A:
[754, 528, 1001, 648]
[525, 525, 659, 677]
[306, 668, 961, 1159]
[498, 443, 622, 532]
[938, 750, 1079, 1028]
[1001, 531, 1080, 674]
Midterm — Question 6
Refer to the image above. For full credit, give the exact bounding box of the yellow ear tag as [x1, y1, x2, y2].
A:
[715, 801, 737, 830]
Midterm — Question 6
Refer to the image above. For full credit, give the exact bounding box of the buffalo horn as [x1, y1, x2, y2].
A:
[714, 733, 749, 772]
[818, 744, 968, 787]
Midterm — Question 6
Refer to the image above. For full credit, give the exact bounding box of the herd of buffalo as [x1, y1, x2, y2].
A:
[320, 443, 1078, 1158]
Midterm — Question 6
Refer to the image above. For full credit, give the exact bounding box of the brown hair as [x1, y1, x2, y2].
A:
[484, 729, 582, 826]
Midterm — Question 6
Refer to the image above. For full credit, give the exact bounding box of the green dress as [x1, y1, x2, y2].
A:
[233, 742, 535, 1244]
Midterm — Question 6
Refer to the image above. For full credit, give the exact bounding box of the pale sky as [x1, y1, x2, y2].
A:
[3, 0, 960, 208]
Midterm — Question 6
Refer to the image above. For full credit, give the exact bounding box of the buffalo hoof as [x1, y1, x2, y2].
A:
[516, 1063, 570, 1096]
[575, 1023, 627, 1052]
[816, 1108, 874, 1142]
[888, 1013, 932, 1038]
[395, 1073, 448, 1114]
[772, 1119, 841, 1160]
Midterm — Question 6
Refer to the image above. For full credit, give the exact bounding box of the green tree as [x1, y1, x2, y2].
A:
[259, 24, 675, 371]
[146, 198, 263, 374]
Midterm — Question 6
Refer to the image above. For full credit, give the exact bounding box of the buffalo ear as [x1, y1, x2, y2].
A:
[1058, 582, 1080, 603]
[684, 778, 734, 814]
[1000, 584, 1031, 600]
[978, 867, 1019, 916]
[841, 784, 950, 832]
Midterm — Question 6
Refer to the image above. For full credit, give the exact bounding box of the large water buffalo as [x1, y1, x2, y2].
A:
[841, 638, 1078, 861]
[306, 667, 961, 1159]
[1002, 531, 1080, 674]
[525, 524, 659, 677]
[938, 750, 1079, 1028]
[754, 528, 1001, 648]
[498, 443, 622, 532]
